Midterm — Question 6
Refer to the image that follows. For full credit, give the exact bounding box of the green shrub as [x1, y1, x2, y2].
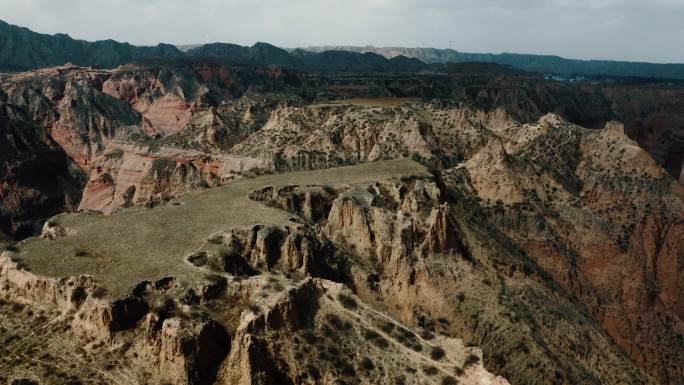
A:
[187, 251, 208, 267]
[320, 325, 334, 338]
[380, 321, 395, 333]
[359, 357, 375, 371]
[3, 244, 18, 252]
[301, 329, 318, 344]
[207, 256, 224, 272]
[322, 185, 336, 194]
[422, 365, 438, 375]
[91, 287, 108, 299]
[271, 282, 285, 292]
[306, 364, 321, 379]
[364, 329, 381, 340]
[363, 328, 390, 349]
[338, 361, 355, 376]
[148, 141, 161, 153]
[421, 329, 436, 340]
[464, 353, 480, 367]
[337, 293, 358, 310]
[326, 313, 345, 330]
[151, 298, 176, 318]
[106, 149, 124, 159]
[430, 346, 446, 361]
[248, 304, 261, 315]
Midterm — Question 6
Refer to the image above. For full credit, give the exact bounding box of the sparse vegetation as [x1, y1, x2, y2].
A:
[325, 313, 342, 328]
[248, 304, 261, 315]
[322, 184, 336, 195]
[359, 357, 375, 371]
[363, 328, 390, 349]
[430, 346, 446, 361]
[3, 244, 18, 252]
[422, 365, 438, 376]
[105, 149, 124, 159]
[380, 321, 395, 333]
[394, 327, 422, 351]
[464, 353, 480, 367]
[337, 293, 358, 310]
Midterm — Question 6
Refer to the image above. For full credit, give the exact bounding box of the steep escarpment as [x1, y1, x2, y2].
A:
[78, 141, 263, 214]
[2, 22, 684, 181]
[2, 65, 140, 171]
[0, 63, 307, 168]
[230, 91, 684, 187]
[244, 176, 656, 385]
[447, 118, 684, 384]
[236, 113, 684, 383]
[0, 251, 230, 385]
[0, 91, 81, 239]
[0, 64, 311, 218]
[218, 277, 508, 385]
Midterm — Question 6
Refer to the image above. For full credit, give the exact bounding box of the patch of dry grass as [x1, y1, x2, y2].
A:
[16, 159, 428, 298]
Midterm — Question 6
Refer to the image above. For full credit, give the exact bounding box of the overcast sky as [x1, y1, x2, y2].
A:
[1, 0, 683, 63]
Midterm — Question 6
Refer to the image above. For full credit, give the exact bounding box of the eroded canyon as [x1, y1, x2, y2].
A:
[1, 55, 683, 385]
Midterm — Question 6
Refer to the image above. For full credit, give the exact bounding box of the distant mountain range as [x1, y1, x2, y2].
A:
[0, 20, 428, 73]
[0, 20, 180, 71]
[303, 46, 684, 79]
[3, 19, 684, 79]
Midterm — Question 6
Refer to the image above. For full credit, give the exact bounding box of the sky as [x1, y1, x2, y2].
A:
[1, 0, 683, 63]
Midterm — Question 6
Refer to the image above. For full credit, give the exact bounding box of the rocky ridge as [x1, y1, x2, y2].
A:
[234, 109, 684, 384]
[2, 62, 684, 240]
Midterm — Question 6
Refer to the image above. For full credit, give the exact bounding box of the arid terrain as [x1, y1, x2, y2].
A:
[1, 19, 684, 385]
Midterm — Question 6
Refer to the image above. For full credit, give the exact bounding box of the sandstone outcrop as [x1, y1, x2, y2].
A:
[78, 141, 263, 214]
